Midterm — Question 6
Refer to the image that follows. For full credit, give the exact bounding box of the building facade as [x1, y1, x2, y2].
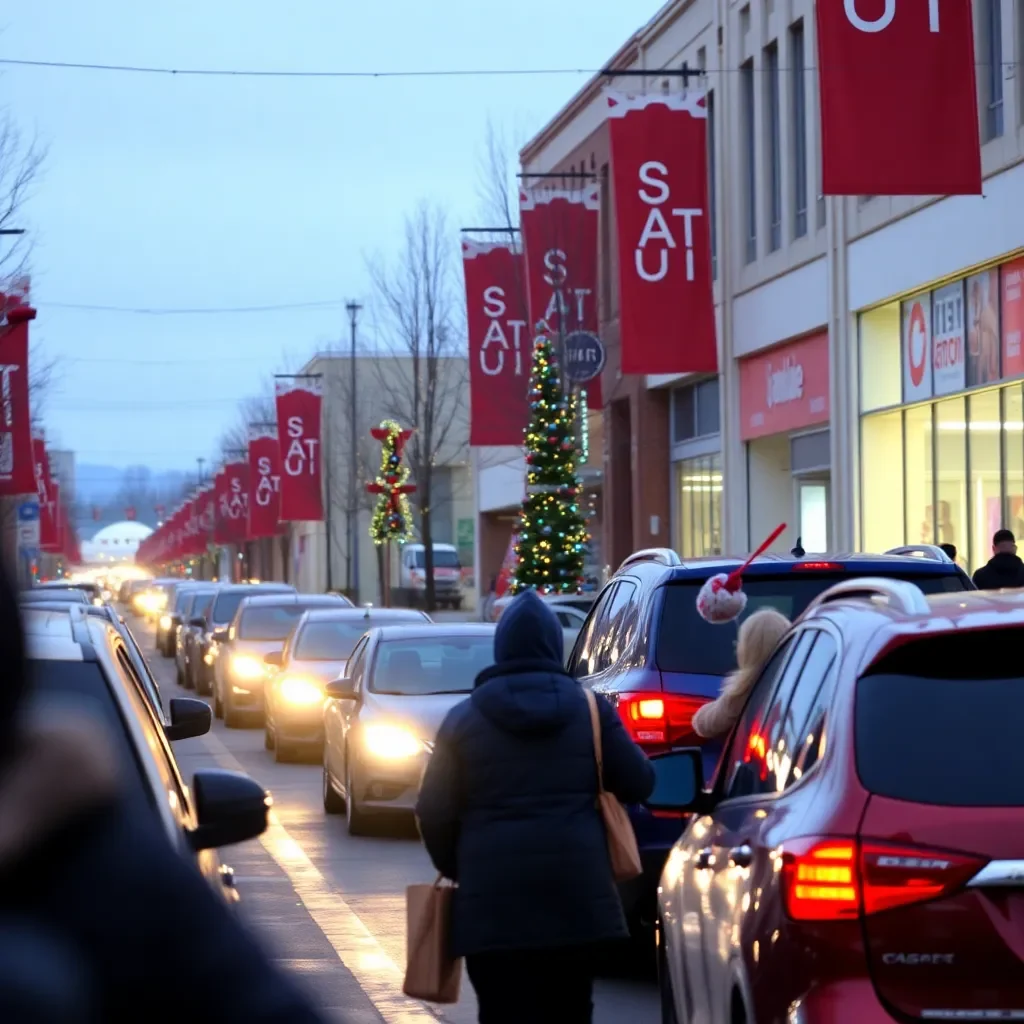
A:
[475, 0, 1024, 582]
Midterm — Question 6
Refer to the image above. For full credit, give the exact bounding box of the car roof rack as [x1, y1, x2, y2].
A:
[885, 544, 953, 563]
[617, 548, 682, 573]
[804, 577, 932, 616]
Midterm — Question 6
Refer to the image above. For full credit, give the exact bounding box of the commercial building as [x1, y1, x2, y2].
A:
[475, 0, 1023, 582]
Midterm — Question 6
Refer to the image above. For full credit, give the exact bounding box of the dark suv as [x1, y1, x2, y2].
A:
[566, 544, 974, 934]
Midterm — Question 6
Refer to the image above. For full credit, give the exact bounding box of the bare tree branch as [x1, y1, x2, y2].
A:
[0, 110, 46, 282]
[365, 202, 469, 610]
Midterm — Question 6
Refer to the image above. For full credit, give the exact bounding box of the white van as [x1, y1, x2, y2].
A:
[399, 543, 463, 610]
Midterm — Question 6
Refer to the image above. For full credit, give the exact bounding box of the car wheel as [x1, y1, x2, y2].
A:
[182, 662, 195, 691]
[224, 698, 243, 729]
[323, 753, 345, 814]
[657, 922, 681, 1024]
[175, 663, 184, 688]
[213, 683, 223, 719]
[345, 759, 371, 836]
[196, 669, 212, 697]
[264, 726, 274, 750]
[274, 736, 293, 763]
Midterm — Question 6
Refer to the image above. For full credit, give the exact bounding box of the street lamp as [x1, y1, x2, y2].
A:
[345, 300, 362, 599]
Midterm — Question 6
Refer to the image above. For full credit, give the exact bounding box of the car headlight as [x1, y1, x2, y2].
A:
[231, 654, 264, 681]
[362, 724, 424, 760]
[278, 676, 323, 707]
[159, 614, 172, 630]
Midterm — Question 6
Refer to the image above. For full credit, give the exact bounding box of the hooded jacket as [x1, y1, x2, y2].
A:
[415, 590, 655, 956]
[972, 551, 1024, 590]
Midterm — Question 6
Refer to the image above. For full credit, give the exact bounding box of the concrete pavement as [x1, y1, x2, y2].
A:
[140, 617, 658, 1024]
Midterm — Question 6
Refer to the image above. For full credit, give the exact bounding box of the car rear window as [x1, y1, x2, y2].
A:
[27, 660, 154, 813]
[212, 588, 292, 624]
[656, 571, 969, 675]
[856, 630, 1024, 806]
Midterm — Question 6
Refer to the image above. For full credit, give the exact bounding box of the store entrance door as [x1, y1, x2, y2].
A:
[795, 474, 831, 553]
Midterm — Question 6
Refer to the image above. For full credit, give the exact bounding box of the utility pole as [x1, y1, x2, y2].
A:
[196, 457, 205, 486]
[346, 300, 363, 600]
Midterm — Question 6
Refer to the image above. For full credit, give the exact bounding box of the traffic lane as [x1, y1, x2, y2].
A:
[142, 617, 658, 1024]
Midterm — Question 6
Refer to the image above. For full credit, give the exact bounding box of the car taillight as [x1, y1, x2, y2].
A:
[611, 692, 709, 747]
[781, 837, 986, 922]
[791, 562, 844, 571]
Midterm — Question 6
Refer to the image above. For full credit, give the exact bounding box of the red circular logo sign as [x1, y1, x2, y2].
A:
[907, 301, 928, 388]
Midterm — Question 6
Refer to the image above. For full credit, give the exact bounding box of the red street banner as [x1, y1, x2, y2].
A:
[223, 460, 249, 543]
[519, 185, 603, 409]
[32, 436, 57, 550]
[816, 0, 980, 195]
[248, 424, 281, 539]
[275, 378, 324, 521]
[606, 91, 716, 375]
[0, 308, 36, 495]
[213, 469, 231, 544]
[463, 239, 530, 446]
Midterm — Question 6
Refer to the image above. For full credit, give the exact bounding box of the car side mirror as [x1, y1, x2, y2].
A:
[264, 650, 283, 668]
[211, 628, 230, 644]
[189, 616, 206, 628]
[325, 675, 357, 700]
[646, 749, 705, 813]
[187, 769, 271, 851]
[165, 697, 212, 741]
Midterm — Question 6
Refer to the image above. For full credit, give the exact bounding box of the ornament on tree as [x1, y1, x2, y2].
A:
[366, 420, 417, 545]
[696, 523, 787, 624]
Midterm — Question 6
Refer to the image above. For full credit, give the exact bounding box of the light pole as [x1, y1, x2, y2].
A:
[346, 300, 362, 600]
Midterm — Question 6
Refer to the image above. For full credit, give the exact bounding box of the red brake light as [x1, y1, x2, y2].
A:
[612, 692, 709, 747]
[791, 562, 845, 571]
[781, 837, 986, 922]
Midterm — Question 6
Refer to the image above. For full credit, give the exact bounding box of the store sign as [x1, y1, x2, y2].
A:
[901, 292, 933, 402]
[931, 280, 966, 396]
[1002, 257, 1024, 380]
[739, 331, 830, 441]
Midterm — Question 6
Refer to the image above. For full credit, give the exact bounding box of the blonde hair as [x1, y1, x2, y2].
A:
[692, 607, 792, 739]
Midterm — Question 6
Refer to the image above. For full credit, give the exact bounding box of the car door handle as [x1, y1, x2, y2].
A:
[695, 847, 714, 870]
[729, 844, 753, 868]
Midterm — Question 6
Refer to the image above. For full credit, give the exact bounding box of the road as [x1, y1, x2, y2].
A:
[138, 616, 660, 1024]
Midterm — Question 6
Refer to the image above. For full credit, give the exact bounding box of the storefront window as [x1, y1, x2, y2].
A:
[934, 397, 967, 555]
[861, 411, 903, 551]
[969, 390, 1001, 570]
[904, 404, 934, 545]
[1004, 385, 1024, 540]
[859, 303, 901, 412]
[676, 454, 722, 557]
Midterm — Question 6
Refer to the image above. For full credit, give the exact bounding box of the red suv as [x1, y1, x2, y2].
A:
[650, 578, 1024, 1024]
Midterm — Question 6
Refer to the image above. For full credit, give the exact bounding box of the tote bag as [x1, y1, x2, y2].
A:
[584, 688, 643, 883]
[403, 874, 462, 1004]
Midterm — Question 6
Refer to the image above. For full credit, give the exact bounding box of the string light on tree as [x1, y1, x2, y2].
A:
[366, 419, 416, 544]
[512, 329, 589, 595]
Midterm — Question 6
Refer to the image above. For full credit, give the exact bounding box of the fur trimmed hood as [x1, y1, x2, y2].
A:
[0, 716, 119, 871]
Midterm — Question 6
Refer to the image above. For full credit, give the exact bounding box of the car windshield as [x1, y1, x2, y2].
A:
[413, 549, 460, 568]
[370, 636, 493, 695]
[190, 592, 215, 618]
[656, 571, 970, 675]
[294, 615, 423, 660]
[240, 603, 323, 641]
[174, 588, 195, 613]
[23, 589, 88, 604]
[212, 588, 291, 625]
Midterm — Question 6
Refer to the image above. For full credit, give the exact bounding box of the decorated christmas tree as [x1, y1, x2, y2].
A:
[367, 420, 416, 544]
[511, 332, 589, 594]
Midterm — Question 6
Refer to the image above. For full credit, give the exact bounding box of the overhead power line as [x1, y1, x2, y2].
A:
[41, 299, 346, 314]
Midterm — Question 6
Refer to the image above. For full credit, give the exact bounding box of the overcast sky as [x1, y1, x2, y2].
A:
[3, 0, 657, 471]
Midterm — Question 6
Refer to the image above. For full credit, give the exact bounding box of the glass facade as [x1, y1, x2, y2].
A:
[861, 383, 1024, 572]
[675, 454, 723, 557]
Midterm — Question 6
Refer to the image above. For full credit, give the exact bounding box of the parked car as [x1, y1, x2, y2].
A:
[36, 580, 105, 605]
[192, 583, 296, 695]
[263, 606, 431, 764]
[21, 599, 168, 726]
[566, 544, 974, 936]
[322, 623, 496, 834]
[135, 578, 178, 621]
[26, 609, 262, 902]
[177, 586, 219, 689]
[212, 592, 352, 728]
[21, 587, 89, 605]
[653, 578, 1024, 1024]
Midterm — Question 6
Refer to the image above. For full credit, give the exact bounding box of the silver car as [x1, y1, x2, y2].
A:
[213, 592, 352, 728]
[263, 606, 430, 763]
[321, 622, 496, 836]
